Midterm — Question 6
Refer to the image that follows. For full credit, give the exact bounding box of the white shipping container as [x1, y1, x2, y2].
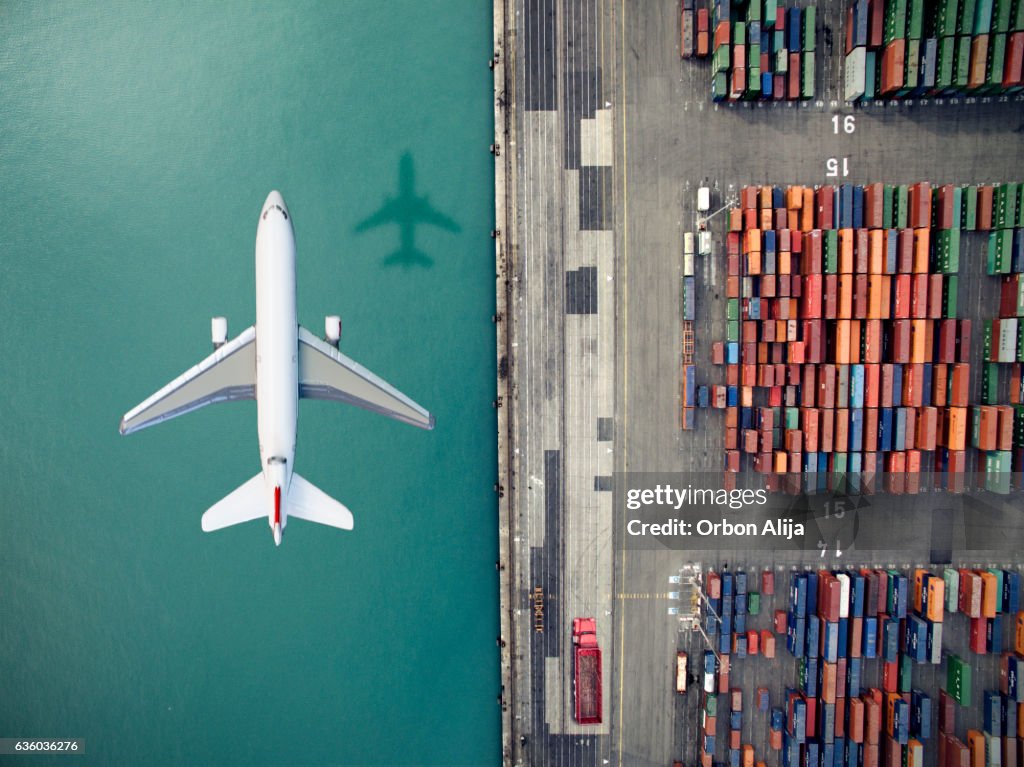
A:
[837, 573, 851, 619]
[999, 318, 1018, 362]
[684, 231, 695, 256]
[844, 47, 867, 102]
[697, 186, 711, 212]
[698, 230, 712, 256]
[683, 252, 695, 276]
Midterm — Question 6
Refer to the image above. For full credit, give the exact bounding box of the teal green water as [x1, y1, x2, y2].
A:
[0, 3, 498, 765]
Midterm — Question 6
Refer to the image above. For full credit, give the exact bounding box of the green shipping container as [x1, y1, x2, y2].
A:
[954, 35, 972, 86]
[937, 229, 961, 273]
[991, 228, 1014, 273]
[1015, 405, 1024, 447]
[801, 51, 815, 97]
[803, 6, 817, 50]
[1018, 321, 1024, 361]
[963, 184, 978, 229]
[993, 0, 1012, 31]
[825, 229, 839, 272]
[974, 0, 995, 34]
[883, 185, 895, 229]
[714, 45, 731, 73]
[983, 320, 994, 358]
[952, 185, 963, 229]
[995, 182, 1019, 228]
[937, 35, 957, 87]
[727, 320, 740, 343]
[727, 298, 740, 320]
[748, 591, 761, 615]
[960, 0, 979, 34]
[895, 185, 909, 229]
[764, 0, 778, 27]
[985, 451, 1011, 493]
[947, 654, 972, 705]
[705, 694, 718, 715]
[982, 361, 999, 404]
[909, 0, 925, 39]
[885, 0, 909, 41]
[899, 653, 913, 692]
[943, 275, 959, 317]
[713, 71, 729, 99]
[936, 0, 960, 36]
[785, 407, 799, 429]
[748, 0, 761, 23]
[865, 49, 877, 99]
[1014, 0, 1024, 33]
[907, 38, 922, 86]
[734, 22, 747, 45]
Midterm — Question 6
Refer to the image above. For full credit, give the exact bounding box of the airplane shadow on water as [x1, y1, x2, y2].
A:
[354, 152, 461, 268]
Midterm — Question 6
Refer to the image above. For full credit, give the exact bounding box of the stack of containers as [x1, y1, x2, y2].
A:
[698, 570, 773, 766]
[982, 183, 1024, 488]
[713, 181, 1024, 494]
[843, 0, 1024, 100]
[782, 568, 949, 766]
[949, 568, 1022, 656]
[710, 0, 818, 101]
[683, 0, 712, 58]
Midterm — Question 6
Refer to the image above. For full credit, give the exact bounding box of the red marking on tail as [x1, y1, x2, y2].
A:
[274, 485, 281, 526]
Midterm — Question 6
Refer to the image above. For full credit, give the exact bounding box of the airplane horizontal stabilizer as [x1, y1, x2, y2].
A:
[201, 473, 266, 532]
[287, 473, 354, 531]
[296, 327, 434, 430]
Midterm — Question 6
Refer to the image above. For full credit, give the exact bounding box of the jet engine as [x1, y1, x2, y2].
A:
[325, 315, 342, 348]
[211, 316, 228, 349]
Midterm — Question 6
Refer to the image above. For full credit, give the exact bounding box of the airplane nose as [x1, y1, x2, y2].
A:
[273, 523, 282, 547]
[263, 190, 289, 219]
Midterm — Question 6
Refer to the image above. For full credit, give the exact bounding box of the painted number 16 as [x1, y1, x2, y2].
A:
[832, 115, 856, 133]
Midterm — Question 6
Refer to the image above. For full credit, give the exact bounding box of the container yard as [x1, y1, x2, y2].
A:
[693, 181, 1024, 494]
[675, 563, 1024, 766]
[495, 0, 1024, 765]
[843, 0, 1024, 100]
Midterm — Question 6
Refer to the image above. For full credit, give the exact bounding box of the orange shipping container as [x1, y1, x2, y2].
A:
[836, 320, 852, 364]
[869, 228, 884, 274]
[980, 571, 999, 618]
[926, 578, 945, 622]
[839, 274, 854, 318]
[946, 407, 967, 451]
[867, 276, 884, 319]
[912, 229, 930, 273]
[802, 187, 815, 232]
[910, 319, 928, 363]
[839, 228, 854, 273]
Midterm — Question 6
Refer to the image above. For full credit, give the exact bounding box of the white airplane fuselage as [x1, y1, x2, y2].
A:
[254, 190, 297, 545]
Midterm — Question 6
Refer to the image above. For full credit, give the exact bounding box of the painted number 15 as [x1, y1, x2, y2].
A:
[826, 157, 850, 177]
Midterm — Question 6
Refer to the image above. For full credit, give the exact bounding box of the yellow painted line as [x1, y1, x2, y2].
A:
[616, 0, 629, 764]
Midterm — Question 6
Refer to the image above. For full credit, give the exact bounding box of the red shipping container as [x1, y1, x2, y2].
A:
[824, 274, 839, 319]
[908, 182, 932, 229]
[881, 39, 906, 94]
[1003, 31, 1024, 87]
[864, 695, 881, 744]
[957, 319, 971, 362]
[911, 273, 928, 318]
[864, 183, 884, 229]
[949, 365, 970, 407]
[864, 408, 879, 452]
[762, 629, 776, 658]
[935, 185, 956, 229]
[938, 690, 956, 733]
[894, 274, 912, 318]
[817, 187, 835, 229]
[897, 229, 914, 273]
[788, 53, 800, 98]
[977, 186, 994, 230]
[774, 609, 787, 634]
[969, 616, 987, 654]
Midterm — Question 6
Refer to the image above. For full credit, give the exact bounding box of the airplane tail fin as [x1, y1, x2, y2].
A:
[201, 473, 266, 532]
[287, 473, 354, 531]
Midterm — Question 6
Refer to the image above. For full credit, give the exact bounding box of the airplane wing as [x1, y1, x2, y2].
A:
[120, 326, 257, 435]
[296, 326, 434, 430]
[354, 199, 399, 232]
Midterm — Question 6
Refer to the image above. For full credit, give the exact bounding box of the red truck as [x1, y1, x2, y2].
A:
[573, 617, 603, 724]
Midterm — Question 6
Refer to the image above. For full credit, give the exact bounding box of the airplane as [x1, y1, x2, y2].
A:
[354, 152, 460, 267]
[120, 190, 434, 546]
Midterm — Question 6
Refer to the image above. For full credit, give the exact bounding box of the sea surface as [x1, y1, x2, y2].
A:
[0, 3, 498, 765]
